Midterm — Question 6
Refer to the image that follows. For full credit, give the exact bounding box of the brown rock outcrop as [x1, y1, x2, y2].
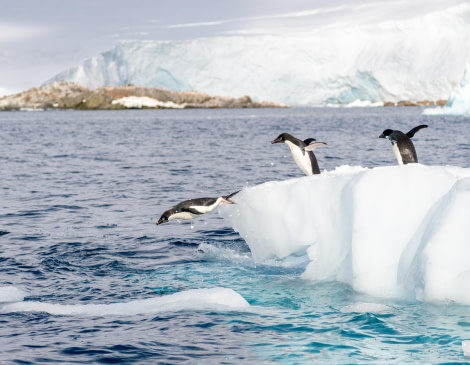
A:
[0, 82, 286, 110]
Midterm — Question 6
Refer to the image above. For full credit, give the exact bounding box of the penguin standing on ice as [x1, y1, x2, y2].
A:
[156, 191, 239, 225]
[271, 132, 327, 175]
[379, 124, 428, 165]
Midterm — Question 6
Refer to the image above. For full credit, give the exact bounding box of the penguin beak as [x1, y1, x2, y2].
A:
[271, 137, 282, 144]
[221, 197, 236, 204]
[379, 133, 385, 138]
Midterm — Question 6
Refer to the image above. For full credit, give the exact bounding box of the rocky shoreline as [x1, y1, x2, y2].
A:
[383, 100, 447, 107]
[0, 81, 449, 110]
[0, 82, 285, 111]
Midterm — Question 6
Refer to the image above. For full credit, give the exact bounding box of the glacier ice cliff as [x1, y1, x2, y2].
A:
[220, 165, 470, 304]
[423, 65, 470, 116]
[45, 3, 470, 106]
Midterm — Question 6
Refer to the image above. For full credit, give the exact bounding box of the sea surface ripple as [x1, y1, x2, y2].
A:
[0, 108, 469, 364]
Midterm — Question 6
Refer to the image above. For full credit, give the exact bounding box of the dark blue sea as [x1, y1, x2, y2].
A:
[1, 107, 470, 364]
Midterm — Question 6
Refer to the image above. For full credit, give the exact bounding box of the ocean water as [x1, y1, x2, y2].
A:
[0, 107, 470, 364]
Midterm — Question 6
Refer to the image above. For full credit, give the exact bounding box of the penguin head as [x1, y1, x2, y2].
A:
[379, 129, 393, 139]
[156, 210, 171, 225]
[271, 133, 294, 144]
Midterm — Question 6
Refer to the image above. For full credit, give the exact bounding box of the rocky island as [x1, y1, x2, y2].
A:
[0, 81, 285, 111]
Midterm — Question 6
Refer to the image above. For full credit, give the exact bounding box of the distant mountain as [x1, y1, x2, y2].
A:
[0, 82, 284, 111]
[44, 3, 470, 106]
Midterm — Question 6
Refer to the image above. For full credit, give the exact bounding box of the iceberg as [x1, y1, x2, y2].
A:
[44, 3, 470, 106]
[220, 165, 470, 304]
[423, 65, 470, 116]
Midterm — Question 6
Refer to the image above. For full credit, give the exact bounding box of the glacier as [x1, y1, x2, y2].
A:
[423, 65, 470, 116]
[44, 3, 470, 106]
[220, 164, 470, 305]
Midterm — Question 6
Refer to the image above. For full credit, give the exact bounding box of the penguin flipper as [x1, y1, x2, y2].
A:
[304, 141, 327, 152]
[181, 207, 202, 215]
[406, 125, 428, 138]
[303, 138, 316, 145]
[302, 139, 317, 155]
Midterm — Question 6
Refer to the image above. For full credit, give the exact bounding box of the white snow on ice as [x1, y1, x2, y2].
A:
[221, 164, 470, 305]
[111, 96, 186, 109]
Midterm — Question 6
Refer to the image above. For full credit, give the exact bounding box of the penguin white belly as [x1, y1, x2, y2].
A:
[391, 141, 404, 165]
[285, 141, 313, 176]
[169, 211, 199, 221]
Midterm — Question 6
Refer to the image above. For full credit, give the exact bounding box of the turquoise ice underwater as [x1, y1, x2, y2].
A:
[1, 107, 470, 363]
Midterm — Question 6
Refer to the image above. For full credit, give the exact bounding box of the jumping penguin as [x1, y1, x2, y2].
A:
[156, 191, 239, 225]
[379, 125, 428, 164]
[271, 132, 327, 175]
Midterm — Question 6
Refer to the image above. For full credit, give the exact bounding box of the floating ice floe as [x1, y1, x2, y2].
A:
[463, 341, 470, 357]
[0, 286, 29, 303]
[0, 287, 249, 316]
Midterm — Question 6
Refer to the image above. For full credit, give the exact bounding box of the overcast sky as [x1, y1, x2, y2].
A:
[0, 0, 463, 94]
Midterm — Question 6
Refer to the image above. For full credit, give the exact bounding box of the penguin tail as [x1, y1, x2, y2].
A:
[223, 190, 240, 203]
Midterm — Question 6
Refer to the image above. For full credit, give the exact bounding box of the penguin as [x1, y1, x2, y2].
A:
[271, 133, 327, 175]
[156, 191, 239, 225]
[379, 124, 428, 165]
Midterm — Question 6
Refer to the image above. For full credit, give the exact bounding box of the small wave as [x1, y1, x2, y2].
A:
[0, 287, 249, 316]
[340, 303, 393, 314]
[197, 242, 253, 265]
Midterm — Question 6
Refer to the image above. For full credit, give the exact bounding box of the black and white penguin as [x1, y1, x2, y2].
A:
[271, 133, 327, 175]
[379, 125, 428, 165]
[156, 191, 239, 225]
